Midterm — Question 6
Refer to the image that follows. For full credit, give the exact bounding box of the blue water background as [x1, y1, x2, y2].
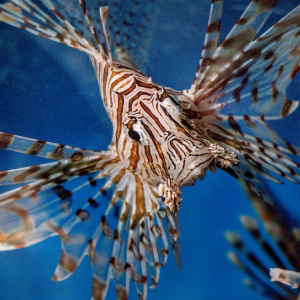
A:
[0, 1, 300, 299]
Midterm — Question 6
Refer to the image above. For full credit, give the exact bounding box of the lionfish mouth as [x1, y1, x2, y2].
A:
[158, 179, 182, 213]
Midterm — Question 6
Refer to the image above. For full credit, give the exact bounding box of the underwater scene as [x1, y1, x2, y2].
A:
[0, 0, 300, 299]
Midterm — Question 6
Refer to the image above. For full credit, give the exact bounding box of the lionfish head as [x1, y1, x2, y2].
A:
[102, 63, 239, 212]
[88, 6, 239, 213]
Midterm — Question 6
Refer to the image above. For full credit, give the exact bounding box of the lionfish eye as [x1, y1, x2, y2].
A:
[128, 129, 141, 142]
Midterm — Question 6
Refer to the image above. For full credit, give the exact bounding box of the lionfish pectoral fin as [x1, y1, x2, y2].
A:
[226, 181, 300, 298]
[0, 153, 105, 250]
[0, 1, 95, 55]
[221, 164, 274, 205]
[167, 212, 182, 269]
[0, 0, 161, 73]
[190, 0, 280, 94]
[189, 0, 224, 93]
[0, 132, 100, 161]
[0, 150, 180, 299]
[86, 171, 181, 300]
[0, 161, 68, 186]
[187, 4, 300, 188]
[0, 0, 118, 59]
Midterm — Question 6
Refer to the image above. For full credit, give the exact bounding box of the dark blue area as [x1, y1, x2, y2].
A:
[0, 1, 300, 300]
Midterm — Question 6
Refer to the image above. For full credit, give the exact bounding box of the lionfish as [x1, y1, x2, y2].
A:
[0, 0, 300, 299]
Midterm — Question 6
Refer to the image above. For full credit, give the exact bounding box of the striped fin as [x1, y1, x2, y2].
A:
[0, 153, 179, 299]
[190, 0, 223, 93]
[191, 0, 280, 94]
[70, 0, 162, 70]
[227, 252, 297, 299]
[63, 0, 161, 70]
[226, 186, 300, 299]
[240, 216, 288, 270]
[48, 0, 102, 49]
[0, 153, 105, 185]
[227, 230, 297, 298]
[0, 156, 103, 248]
[0, 0, 103, 55]
[0, 0, 161, 73]
[0, 132, 100, 160]
[226, 231, 279, 281]
[185, 4, 300, 195]
[196, 113, 300, 204]
[203, 118, 300, 185]
[0, 162, 65, 185]
[245, 187, 300, 271]
[54, 169, 179, 300]
[219, 164, 274, 204]
[190, 4, 300, 119]
[196, 5, 300, 118]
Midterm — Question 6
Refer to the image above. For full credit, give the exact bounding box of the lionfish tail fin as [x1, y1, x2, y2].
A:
[0, 150, 179, 299]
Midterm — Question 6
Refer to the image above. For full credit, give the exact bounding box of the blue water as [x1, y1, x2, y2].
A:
[0, 1, 300, 299]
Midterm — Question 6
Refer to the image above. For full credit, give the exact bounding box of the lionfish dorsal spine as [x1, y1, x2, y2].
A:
[190, 0, 223, 93]
[0, 0, 110, 58]
[190, 0, 280, 97]
[77, 0, 102, 51]
[99, 6, 113, 64]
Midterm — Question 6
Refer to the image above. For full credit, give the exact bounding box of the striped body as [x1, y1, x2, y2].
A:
[90, 55, 236, 212]
[0, 1, 300, 299]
